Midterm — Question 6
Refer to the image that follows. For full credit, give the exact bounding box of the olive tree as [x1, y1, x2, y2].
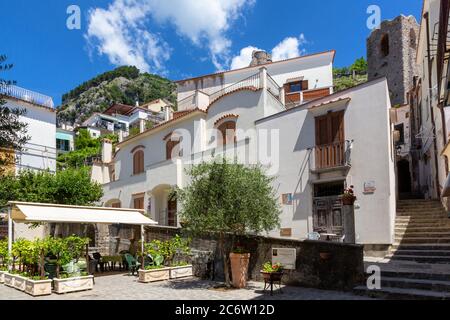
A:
[177, 158, 281, 287]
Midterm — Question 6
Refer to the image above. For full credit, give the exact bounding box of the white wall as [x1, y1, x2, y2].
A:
[5, 98, 56, 173]
[256, 78, 395, 244]
[176, 51, 334, 108]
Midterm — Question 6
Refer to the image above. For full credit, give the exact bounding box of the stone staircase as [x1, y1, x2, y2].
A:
[354, 199, 450, 300]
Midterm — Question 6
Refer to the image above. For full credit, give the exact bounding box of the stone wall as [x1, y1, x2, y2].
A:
[145, 226, 365, 291]
[367, 15, 419, 106]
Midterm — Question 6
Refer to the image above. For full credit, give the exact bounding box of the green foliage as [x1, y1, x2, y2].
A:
[62, 66, 140, 104]
[0, 167, 103, 207]
[0, 238, 7, 267]
[57, 147, 99, 169]
[350, 57, 368, 73]
[177, 159, 281, 237]
[75, 129, 101, 150]
[262, 262, 283, 273]
[177, 158, 281, 287]
[143, 235, 191, 268]
[0, 55, 30, 165]
[333, 57, 368, 92]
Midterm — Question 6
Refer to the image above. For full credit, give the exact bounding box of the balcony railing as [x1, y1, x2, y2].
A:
[311, 141, 352, 172]
[209, 72, 261, 104]
[285, 87, 333, 106]
[0, 85, 54, 109]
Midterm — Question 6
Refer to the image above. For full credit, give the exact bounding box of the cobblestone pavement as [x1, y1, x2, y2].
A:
[0, 274, 373, 300]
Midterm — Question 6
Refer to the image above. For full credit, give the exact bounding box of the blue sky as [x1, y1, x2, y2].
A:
[1, 0, 422, 106]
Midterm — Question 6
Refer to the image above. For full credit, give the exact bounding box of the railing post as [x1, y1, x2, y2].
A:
[259, 67, 268, 90]
[300, 91, 304, 104]
[280, 86, 286, 105]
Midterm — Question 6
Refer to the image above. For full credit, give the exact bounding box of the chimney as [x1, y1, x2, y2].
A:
[101, 139, 113, 164]
[249, 50, 272, 67]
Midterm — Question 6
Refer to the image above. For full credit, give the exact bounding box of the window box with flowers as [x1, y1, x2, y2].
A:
[342, 185, 357, 205]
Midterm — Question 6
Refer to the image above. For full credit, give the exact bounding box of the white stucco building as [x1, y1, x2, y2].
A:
[94, 50, 396, 251]
[1, 85, 56, 174]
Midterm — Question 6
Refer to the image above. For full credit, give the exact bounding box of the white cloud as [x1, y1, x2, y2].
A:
[85, 0, 171, 73]
[272, 34, 307, 61]
[230, 46, 262, 70]
[230, 34, 307, 70]
[86, 0, 255, 73]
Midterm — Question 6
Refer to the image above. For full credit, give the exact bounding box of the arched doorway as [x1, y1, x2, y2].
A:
[398, 159, 412, 196]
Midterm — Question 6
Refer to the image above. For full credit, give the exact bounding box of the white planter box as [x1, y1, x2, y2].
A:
[138, 268, 171, 283]
[170, 265, 193, 279]
[53, 275, 94, 294]
[0, 271, 5, 284]
[13, 275, 27, 291]
[25, 279, 52, 296]
[4, 273, 15, 287]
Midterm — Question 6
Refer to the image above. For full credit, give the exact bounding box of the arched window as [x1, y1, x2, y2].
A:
[380, 34, 389, 57]
[166, 139, 181, 160]
[217, 121, 237, 146]
[133, 150, 144, 175]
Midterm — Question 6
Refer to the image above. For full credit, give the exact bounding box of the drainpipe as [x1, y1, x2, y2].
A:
[424, 12, 442, 198]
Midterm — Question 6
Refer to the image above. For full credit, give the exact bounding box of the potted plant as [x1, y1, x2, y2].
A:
[10, 239, 31, 291]
[138, 240, 171, 283]
[0, 239, 7, 284]
[229, 243, 251, 289]
[166, 235, 193, 280]
[342, 185, 357, 205]
[260, 262, 284, 282]
[50, 236, 94, 294]
[23, 238, 52, 296]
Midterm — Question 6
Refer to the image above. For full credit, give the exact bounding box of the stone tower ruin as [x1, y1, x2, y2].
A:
[367, 15, 419, 106]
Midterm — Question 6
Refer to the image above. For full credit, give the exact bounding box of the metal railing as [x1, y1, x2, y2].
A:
[267, 73, 281, 99]
[177, 93, 196, 110]
[311, 140, 352, 171]
[0, 85, 54, 109]
[209, 72, 261, 104]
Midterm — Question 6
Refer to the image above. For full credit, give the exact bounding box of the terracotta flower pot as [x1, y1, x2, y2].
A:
[319, 252, 331, 260]
[261, 271, 283, 282]
[229, 253, 250, 289]
[342, 196, 356, 205]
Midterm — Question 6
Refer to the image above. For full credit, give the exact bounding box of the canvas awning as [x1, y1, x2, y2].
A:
[7, 201, 157, 226]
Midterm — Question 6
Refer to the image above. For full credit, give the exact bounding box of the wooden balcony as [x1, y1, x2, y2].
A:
[311, 141, 351, 173]
[285, 87, 332, 106]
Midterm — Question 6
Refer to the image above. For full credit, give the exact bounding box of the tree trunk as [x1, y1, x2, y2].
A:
[40, 252, 45, 279]
[219, 233, 231, 287]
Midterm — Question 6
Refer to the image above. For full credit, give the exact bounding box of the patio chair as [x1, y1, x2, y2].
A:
[93, 252, 106, 272]
[124, 253, 141, 276]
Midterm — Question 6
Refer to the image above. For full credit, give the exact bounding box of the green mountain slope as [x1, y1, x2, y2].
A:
[57, 66, 177, 126]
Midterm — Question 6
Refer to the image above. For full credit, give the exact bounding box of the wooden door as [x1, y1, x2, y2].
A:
[133, 197, 144, 210]
[313, 197, 344, 236]
[217, 121, 236, 146]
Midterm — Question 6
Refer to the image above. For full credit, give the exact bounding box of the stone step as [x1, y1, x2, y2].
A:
[394, 237, 450, 244]
[392, 244, 450, 251]
[381, 276, 450, 292]
[395, 222, 450, 228]
[395, 218, 450, 224]
[387, 255, 450, 264]
[353, 285, 450, 300]
[397, 207, 446, 212]
[395, 226, 450, 232]
[379, 269, 450, 282]
[395, 232, 450, 238]
[391, 249, 450, 257]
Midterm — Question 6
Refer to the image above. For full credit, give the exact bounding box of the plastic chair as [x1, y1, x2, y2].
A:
[124, 253, 141, 276]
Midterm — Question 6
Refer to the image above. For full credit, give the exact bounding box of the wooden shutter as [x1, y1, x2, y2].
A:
[133, 197, 144, 210]
[112, 202, 121, 208]
[302, 80, 309, 91]
[133, 151, 144, 175]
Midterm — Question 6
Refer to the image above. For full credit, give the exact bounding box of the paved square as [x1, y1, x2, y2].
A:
[0, 274, 372, 300]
